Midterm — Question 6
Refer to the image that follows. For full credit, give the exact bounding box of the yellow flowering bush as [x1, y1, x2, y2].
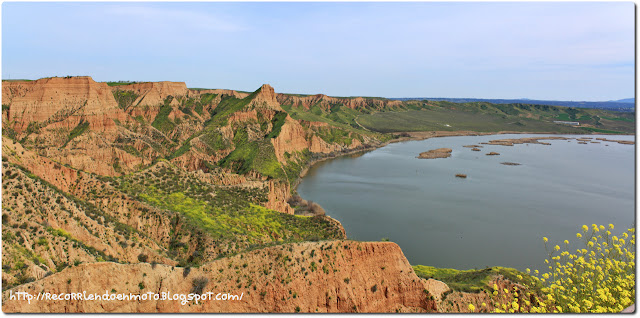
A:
[482, 224, 635, 313]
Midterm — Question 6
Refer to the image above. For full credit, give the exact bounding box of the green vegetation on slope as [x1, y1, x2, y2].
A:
[105, 81, 142, 86]
[413, 265, 541, 294]
[267, 111, 288, 139]
[112, 90, 140, 110]
[357, 109, 583, 133]
[116, 163, 343, 258]
[64, 120, 90, 146]
[219, 130, 284, 179]
[280, 103, 391, 143]
[151, 96, 176, 133]
[357, 101, 634, 134]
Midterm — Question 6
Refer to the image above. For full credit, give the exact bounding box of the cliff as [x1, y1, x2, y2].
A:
[2, 241, 437, 313]
[246, 84, 283, 111]
[277, 93, 403, 112]
[2, 77, 128, 134]
[1, 76, 433, 313]
[110, 81, 189, 106]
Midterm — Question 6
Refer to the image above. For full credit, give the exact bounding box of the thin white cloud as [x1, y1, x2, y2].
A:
[105, 5, 246, 32]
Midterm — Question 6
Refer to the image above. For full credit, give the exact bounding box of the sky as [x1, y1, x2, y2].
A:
[1, 2, 635, 101]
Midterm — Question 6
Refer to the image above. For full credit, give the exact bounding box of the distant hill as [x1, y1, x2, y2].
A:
[389, 97, 635, 112]
[612, 98, 635, 104]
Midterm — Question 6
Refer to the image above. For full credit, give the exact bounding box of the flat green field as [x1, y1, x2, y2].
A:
[356, 109, 587, 133]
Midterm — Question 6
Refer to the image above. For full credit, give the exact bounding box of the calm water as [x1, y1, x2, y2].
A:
[297, 134, 635, 272]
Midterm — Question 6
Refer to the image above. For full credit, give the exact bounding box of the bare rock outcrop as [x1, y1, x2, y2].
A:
[247, 84, 283, 111]
[277, 93, 403, 112]
[110, 81, 189, 106]
[265, 180, 295, 214]
[3, 77, 128, 134]
[270, 116, 310, 162]
[3, 241, 437, 313]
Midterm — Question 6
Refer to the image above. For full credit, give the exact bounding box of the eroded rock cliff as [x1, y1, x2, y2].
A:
[2, 241, 437, 313]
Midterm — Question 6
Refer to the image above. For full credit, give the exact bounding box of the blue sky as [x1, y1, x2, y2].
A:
[2, 2, 634, 100]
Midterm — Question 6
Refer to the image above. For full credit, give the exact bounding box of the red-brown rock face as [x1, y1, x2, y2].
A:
[110, 81, 189, 106]
[247, 84, 283, 111]
[270, 116, 310, 162]
[2, 241, 437, 313]
[276, 93, 402, 111]
[2, 77, 128, 133]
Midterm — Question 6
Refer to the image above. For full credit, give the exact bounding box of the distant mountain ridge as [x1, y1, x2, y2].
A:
[389, 97, 635, 112]
[612, 98, 635, 104]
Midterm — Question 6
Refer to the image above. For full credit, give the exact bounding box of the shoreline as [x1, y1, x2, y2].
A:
[291, 130, 634, 239]
[295, 129, 633, 190]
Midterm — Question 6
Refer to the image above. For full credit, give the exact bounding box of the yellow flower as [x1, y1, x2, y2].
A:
[609, 224, 614, 229]
[482, 302, 486, 307]
[599, 225, 605, 230]
[564, 240, 570, 245]
[582, 225, 589, 232]
[543, 237, 548, 243]
[577, 233, 582, 238]
[555, 245, 561, 251]
[468, 304, 475, 311]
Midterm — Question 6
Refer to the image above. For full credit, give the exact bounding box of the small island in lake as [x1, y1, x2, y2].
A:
[418, 148, 453, 159]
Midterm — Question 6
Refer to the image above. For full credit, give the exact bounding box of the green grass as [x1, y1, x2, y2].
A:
[267, 112, 288, 139]
[106, 81, 141, 86]
[199, 130, 230, 154]
[579, 127, 626, 134]
[555, 113, 572, 121]
[117, 164, 343, 257]
[413, 265, 542, 294]
[601, 116, 635, 122]
[151, 97, 176, 133]
[64, 121, 90, 146]
[112, 90, 140, 110]
[220, 138, 284, 179]
[280, 103, 388, 141]
[357, 109, 585, 133]
[167, 139, 192, 159]
[316, 126, 355, 145]
[206, 93, 255, 127]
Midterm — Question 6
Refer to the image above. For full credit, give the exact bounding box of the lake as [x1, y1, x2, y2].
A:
[297, 134, 635, 272]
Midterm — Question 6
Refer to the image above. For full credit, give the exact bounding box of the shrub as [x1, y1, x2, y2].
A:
[191, 277, 209, 294]
[308, 201, 325, 216]
[137, 253, 148, 263]
[486, 224, 635, 313]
